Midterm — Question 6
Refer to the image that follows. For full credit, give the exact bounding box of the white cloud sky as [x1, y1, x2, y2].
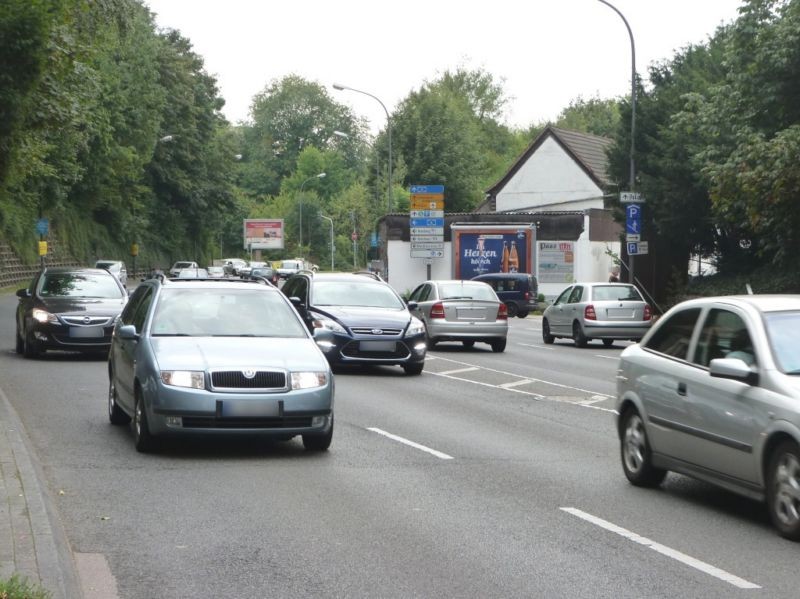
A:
[144, 0, 744, 133]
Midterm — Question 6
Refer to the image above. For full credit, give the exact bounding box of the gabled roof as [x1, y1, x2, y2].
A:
[484, 125, 615, 198]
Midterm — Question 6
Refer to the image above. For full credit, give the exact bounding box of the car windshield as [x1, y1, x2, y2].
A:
[95, 261, 118, 270]
[439, 282, 496, 301]
[38, 272, 124, 299]
[173, 262, 193, 269]
[764, 311, 800, 373]
[151, 288, 308, 337]
[281, 261, 300, 269]
[592, 285, 643, 302]
[313, 281, 405, 309]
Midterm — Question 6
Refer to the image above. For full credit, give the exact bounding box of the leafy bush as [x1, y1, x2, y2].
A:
[0, 574, 51, 599]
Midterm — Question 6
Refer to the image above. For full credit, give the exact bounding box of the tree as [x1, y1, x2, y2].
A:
[554, 95, 621, 138]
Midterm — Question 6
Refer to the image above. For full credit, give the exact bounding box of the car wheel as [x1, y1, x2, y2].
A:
[424, 325, 437, 349]
[133, 391, 156, 453]
[505, 302, 519, 318]
[572, 321, 588, 348]
[403, 362, 424, 375]
[108, 375, 131, 425]
[620, 408, 666, 487]
[462, 340, 475, 348]
[767, 441, 800, 540]
[15, 324, 24, 354]
[23, 327, 42, 359]
[490, 339, 507, 353]
[542, 319, 555, 344]
[302, 415, 333, 451]
[602, 339, 615, 348]
[517, 310, 529, 319]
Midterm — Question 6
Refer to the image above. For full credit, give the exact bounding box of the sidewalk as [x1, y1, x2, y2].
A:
[0, 384, 82, 598]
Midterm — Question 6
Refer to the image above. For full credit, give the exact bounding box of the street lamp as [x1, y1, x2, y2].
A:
[319, 214, 335, 271]
[597, 0, 637, 283]
[332, 83, 393, 213]
[299, 172, 326, 249]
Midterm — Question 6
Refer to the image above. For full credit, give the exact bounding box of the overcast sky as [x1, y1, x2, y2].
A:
[144, 0, 745, 133]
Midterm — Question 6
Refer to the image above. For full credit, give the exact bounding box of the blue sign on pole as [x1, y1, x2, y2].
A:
[35, 218, 49, 236]
[625, 204, 641, 236]
[410, 217, 444, 228]
[409, 185, 444, 195]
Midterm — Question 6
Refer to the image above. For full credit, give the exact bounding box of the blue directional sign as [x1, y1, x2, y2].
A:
[409, 184, 444, 195]
[410, 217, 444, 228]
[626, 204, 641, 236]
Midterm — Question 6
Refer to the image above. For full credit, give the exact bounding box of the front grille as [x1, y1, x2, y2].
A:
[350, 327, 403, 335]
[182, 416, 312, 429]
[341, 341, 410, 359]
[61, 316, 113, 326]
[210, 370, 287, 390]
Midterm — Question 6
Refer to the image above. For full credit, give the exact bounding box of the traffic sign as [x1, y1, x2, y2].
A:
[35, 218, 49, 236]
[410, 210, 444, 218]
[625, 204, 641, 236]
[627, 241, 649, 255]
[410, 217, 444, 228]
[411, 249, 444, 258]
[351, 232, 358, 241]
[410, 185, 444, 194]
[620, 191, 644, 203]
[410, 234, 444, 242]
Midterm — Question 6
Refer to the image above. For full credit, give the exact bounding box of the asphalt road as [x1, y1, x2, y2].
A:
[1, 291, 797, 598]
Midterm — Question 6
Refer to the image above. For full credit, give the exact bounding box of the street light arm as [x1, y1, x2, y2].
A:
[597, 0, 636, 190]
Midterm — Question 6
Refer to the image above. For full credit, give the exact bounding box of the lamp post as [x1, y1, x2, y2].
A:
[319, 214, 335, 271]
[299, 172, 326, 250]
[597, 0, 637, 283]
[332, 83, 393, 213]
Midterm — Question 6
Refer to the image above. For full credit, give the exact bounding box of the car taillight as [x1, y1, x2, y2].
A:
[497, 303, 508, 320]
[523, 291, 530, 301]
[430, 302, 446, 319]
[643, 304, 652, 321]
[584, 305, 597, 321]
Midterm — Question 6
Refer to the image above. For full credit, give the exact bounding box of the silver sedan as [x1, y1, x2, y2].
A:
[542, 282, 652, 347]
[615, 294, 800, 540]
[407, 280, 508, 352]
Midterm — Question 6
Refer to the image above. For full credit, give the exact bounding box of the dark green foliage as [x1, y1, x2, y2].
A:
[0, 574, 51, 599]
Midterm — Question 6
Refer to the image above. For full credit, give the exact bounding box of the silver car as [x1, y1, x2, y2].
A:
[108, 278, 334, 453]
[615, 294, 800, 540]
[407, 280, 508, 352]
[542, 282, 652, 347]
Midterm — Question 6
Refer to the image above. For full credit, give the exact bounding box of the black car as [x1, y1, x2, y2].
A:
[281, 272, 427, 375]
[249, 266, 278, 285]
[471, 272, 538, 318]
[15, 267, 128, 358]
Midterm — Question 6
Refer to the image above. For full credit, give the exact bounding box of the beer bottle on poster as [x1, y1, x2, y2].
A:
[501, 241, 509, 273]
[509, 241, 519, 273]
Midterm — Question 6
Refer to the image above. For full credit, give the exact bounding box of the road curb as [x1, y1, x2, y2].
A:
[0, 383, 83, 599]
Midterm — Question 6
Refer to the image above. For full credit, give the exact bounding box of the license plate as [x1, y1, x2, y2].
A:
[70, 326, 104, 338]
[360, 340, 396, 352]
[606, 308, 635, 318]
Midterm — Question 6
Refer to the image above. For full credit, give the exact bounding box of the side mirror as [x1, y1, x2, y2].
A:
[406, 300, 418, 310]
[118, 324, 139, 340]
[16, 288, 30, 298]
[709, 358, 758, 386]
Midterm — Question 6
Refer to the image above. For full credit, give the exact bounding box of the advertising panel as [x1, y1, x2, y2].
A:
[452, 226, 534, 279]
[243, 219, 284, 250]
[537, 241, 575, 283]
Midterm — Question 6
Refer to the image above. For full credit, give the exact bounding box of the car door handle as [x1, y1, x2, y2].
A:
[677, 382, 687, 396]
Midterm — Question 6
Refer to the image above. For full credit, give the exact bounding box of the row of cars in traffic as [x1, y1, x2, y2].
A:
[11, 264, 800, 539]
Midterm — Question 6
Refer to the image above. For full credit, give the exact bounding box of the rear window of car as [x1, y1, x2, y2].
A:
[591, 285, 643, 302]
[173, 262, 194, 269]
[439, 283, 497, 301]
[313, 281, 404, 309]
[38, 272, 124, 299]
[151, 289, 308, 337]
[95, 261, 119, 270]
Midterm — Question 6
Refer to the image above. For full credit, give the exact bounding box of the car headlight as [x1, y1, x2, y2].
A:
[405, 317, 425, 337]
[311, 313, 347, 334]
[291, 372, 328, 389]
[161, 371, 205, 389]
[32, 308, 58, 324]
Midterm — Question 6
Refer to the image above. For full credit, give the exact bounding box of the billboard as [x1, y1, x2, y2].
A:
[243, 219, 284, 250]
[452, 225, 535, 279]
[537, 241, 575, 283]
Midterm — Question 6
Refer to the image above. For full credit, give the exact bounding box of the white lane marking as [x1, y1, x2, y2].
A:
[431, 355, 612, 399]
[518, 342, 555, 351]
[439, 367, 480, 376]
[593, 354, 619, 360]
[560, 508, 761, 590]
[368, 427, 454, 460]
[499, 379, 534, 389]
